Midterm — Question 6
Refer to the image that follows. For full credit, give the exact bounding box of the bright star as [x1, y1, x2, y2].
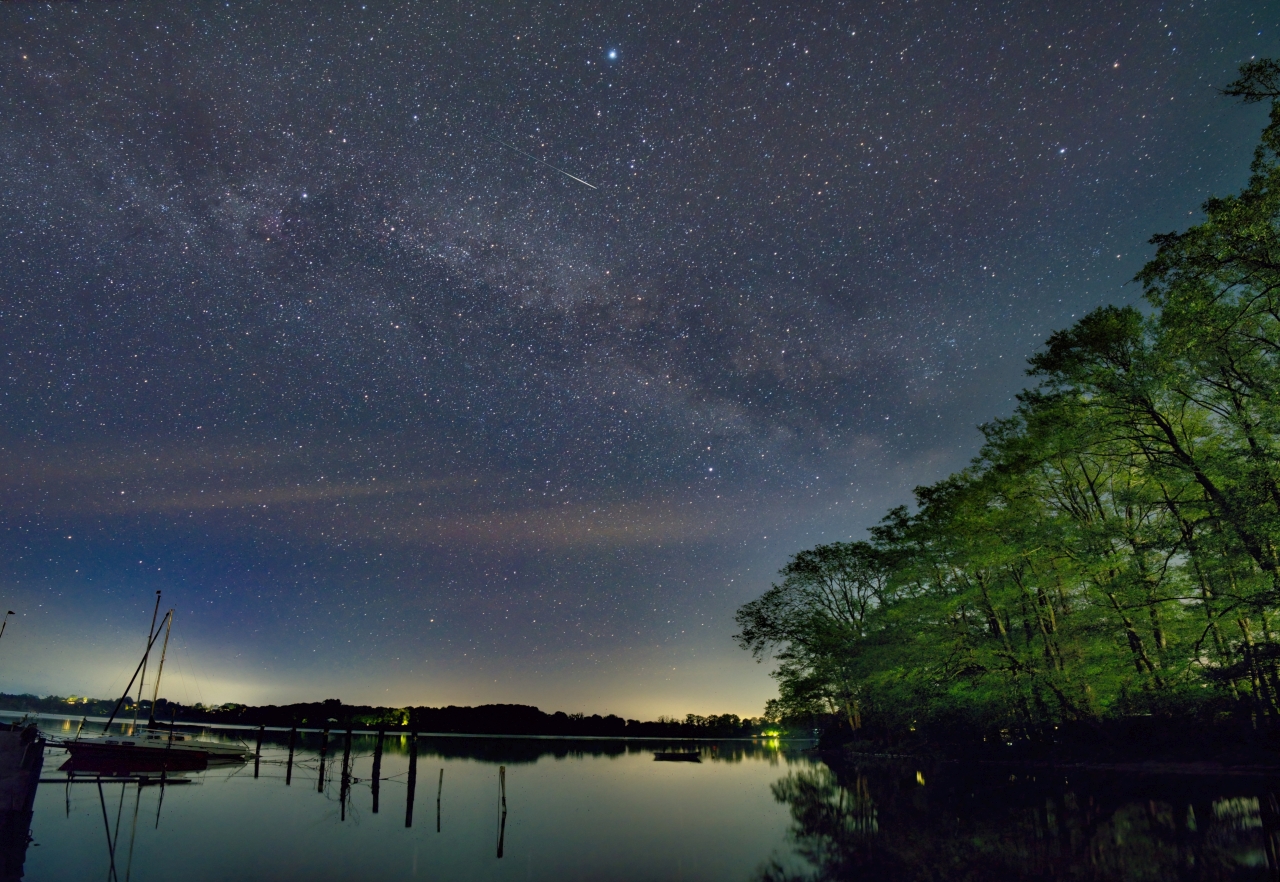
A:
[607, 49, 618, 60]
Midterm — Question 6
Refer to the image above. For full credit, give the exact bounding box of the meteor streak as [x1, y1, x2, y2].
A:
[488, 136, 598, 190]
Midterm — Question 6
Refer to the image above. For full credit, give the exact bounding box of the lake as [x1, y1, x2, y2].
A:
[13, 714, 1280, 880]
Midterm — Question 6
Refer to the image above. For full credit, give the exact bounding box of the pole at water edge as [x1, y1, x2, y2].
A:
[371, 727, 384, 813]
[317, 727, 330, 793]
[254, 725, 264, 779]
[285, 726, 297, 786]
[405, 729, 418, 828]
[496, 765, 507, 859]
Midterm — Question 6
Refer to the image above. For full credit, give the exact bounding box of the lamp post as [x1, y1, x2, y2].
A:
[0, 611, 13, 642]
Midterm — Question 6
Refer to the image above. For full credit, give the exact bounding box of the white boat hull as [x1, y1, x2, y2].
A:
[64, 732, 250, 764]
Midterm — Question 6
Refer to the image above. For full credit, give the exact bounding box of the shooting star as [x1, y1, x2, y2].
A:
[487, 136, 598, 190]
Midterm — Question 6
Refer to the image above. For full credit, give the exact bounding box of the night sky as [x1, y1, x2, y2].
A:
[1, 1, 1273, 718]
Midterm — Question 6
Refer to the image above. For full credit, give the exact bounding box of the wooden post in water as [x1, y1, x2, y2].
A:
[253, 725, 264, 779]
[339, 726, 353, 821]
[285, 726, 296, 786]
[405, 729, 418, 828]
[317, 727, 330, 793]
[371, 727, 384, 813]
[496, 765, 507, 859]
[436, 768, 443, 833]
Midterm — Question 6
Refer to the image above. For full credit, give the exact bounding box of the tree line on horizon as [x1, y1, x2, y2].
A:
[736, 61, 1280, 743]
[0, 693, 773, 738]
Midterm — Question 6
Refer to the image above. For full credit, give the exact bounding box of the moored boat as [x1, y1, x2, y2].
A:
[62, 729, 249, 765]
[60, 592, 250, 766]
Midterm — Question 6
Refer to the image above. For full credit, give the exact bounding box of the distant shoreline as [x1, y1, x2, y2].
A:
[7, 710, 812, 742]
[0, 693, 784, 738]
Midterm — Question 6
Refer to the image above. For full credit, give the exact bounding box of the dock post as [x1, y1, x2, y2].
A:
[496, 765, 507, 858]
[371, 727, 384, 813]
[405, 729, 418, 828]
[318, 727, 330, 793]
[285, 725, 296, 786]
[436, 768, 443, 832]
[253, 725, 264, 779]
[339, 726, 353, 821]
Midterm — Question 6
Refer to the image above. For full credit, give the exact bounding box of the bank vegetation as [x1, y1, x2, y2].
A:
[737, 62, 1280, 747]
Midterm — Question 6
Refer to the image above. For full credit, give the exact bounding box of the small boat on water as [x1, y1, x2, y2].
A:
[653, 751, 701, 762]
[60, 744, 207, 775]
[62, 730, 246, 766]
[60, 592, 251, 767]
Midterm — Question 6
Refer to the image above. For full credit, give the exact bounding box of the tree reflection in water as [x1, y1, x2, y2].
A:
[761, 762, 1280, 881]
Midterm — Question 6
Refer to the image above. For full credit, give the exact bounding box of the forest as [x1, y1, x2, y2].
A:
[0, 692, 768, 738]
[736, 61, 1280, 747]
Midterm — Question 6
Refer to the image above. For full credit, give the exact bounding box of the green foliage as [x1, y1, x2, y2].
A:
[737, 59, 1280, 739]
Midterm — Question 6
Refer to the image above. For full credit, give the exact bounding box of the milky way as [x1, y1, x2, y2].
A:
[0, 1, 1273, 716]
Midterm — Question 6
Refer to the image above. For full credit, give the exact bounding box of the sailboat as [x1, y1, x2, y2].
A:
[61, 592, 251, 767]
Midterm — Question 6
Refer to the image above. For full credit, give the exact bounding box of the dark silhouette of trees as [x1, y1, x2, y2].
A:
[0, 693, 767, 738]
[738, 60, 1280, 743]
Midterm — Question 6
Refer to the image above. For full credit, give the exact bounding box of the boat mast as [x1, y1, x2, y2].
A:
[133, 591, 162, 731]
[147, 611, 174, 727]
[99, 610, 171, 734]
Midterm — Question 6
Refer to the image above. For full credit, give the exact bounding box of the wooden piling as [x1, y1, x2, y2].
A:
[339, 726, 353, 821]
[496, 765, 507, 859]
[317, 727, 330, 793]
[285, 726, 296, 786]
[253, 725, 264, 779]
[404, 730, 418, 828]
[496, 808, 506, 859]
[371, 727, 384, 814]
[436, 768, 443, 833]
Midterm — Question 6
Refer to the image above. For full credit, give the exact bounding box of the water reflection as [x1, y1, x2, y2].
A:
[20, 714, 807, 881]
[763, 760, 1280, 881]
[22, 713, 1280, 880]
[496, 765, 507, 859]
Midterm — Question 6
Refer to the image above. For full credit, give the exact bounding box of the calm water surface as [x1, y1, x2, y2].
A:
[14, 714, 1280, 880]
[22, 716, 814, 881]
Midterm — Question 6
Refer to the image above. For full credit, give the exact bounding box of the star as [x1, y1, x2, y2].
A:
[0, 0, 1268, 719]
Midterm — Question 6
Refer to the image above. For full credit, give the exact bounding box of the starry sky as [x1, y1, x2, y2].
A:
[0, 1, 1274, 718]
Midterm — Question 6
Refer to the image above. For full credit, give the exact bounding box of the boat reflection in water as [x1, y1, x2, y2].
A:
[93, 774, 205, 882]
[22, 723, 1280, 881]
[27, 727, 804, 881]
[761, 759, 1280, 881]
[59, 748, 207, 775]
[40, 715, 239, 882]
